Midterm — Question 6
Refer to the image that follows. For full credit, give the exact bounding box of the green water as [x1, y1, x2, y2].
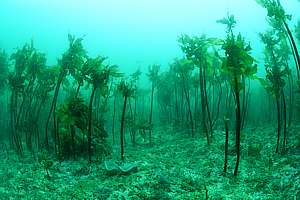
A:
[0, 0, 300, 199]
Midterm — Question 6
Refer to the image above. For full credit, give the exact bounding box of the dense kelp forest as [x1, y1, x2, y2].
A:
[0, 0, 300, 199]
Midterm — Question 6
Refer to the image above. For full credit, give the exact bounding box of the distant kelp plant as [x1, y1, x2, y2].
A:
[147, 64, 160, 145]
[0, 49, 9, 91]
[0, 49, 9, 142]
[170, 58, 195, 137]
[117, 79, 135, 161]
[179, 34, 214, 143]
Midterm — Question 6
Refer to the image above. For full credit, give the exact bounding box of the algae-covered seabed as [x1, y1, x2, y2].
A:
[0, 126, 299, 200]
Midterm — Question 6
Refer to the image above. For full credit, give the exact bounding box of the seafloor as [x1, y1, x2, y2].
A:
[0, 125, 299, 199]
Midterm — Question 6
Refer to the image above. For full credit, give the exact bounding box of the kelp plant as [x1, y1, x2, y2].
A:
[147, 64, 160, 146]
[296, 21, 300, 43]
[9, 43, 47, 155]
[259, 30, 289, 153]
[127, 69, 142, 146]
[56, 95, 88, 159]
[0, 49, 9, 92]
[179, 34, 215, 144]
[0, 49, 9, 142]
[83, 56, 119, 162]
[171, 58, 195, 137]
[217, 14, 257, 176]
[257, 0, 300, 79]
[118, 79, 135, 161]
[45, 34, 87, 151]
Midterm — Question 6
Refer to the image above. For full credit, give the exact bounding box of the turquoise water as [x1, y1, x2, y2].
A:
[0, 0, 298, 73]
[0, 0, 300, 199]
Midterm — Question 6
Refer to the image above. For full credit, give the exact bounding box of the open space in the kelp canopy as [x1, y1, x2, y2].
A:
[0, 0, 300, 199]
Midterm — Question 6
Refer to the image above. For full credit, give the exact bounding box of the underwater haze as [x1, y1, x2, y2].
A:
[0, 0, 298, 72]
[1, 0, 300, 199]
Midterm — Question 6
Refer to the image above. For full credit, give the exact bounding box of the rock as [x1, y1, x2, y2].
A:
[104, 160, 120, 176]
[104, 160, 138, 176]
